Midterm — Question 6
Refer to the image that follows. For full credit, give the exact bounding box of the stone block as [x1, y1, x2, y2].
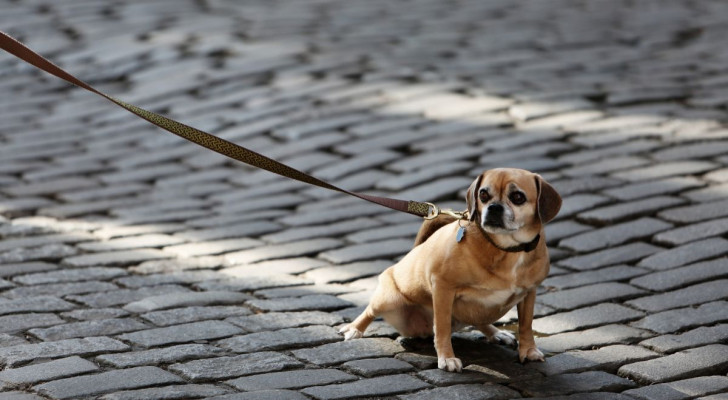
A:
[639, 324, 728, 354]
[141, 305, 252, 326]
[227, 369, 358, 391]
[342, 357, 415, 377]
[247, 295, 352, 312]
[301, 374, 430, 400]
[537, 324, 653, 354]
[96, 344, 223, 368]
[533, 304, 644, 335]
[123, 291, 250, 313]
[28, 318, 148, 341]
[217, 325, 341, 353]
[0, 356, 98, 385]
[34, 366, 183, 399]
[99, 384, 230, 400]
[0, 337, 128, 367]
[509, 371, 635, 397]
[292, 338, 405, 366]
[398, 383, 521, 400]
[618, 344, 728, 384]
[117, 320, 243, 347]
[631, 301, 728, 334]
[630, 258, 727, 292]
[169, 352, 303, 381]
[625, 279, 728, 312]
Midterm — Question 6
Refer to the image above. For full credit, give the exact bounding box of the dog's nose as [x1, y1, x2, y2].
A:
[487, 203, 504, 215]
[484, 203, 505, 227]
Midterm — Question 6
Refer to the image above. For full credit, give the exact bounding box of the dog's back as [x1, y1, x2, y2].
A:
[413, 214, 458, 246]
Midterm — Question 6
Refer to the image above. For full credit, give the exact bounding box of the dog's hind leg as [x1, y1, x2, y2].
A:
[478, 324, 517, 348]
[340, 267, 407, 340]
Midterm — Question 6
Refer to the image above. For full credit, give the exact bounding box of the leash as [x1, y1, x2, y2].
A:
[0, 30, 466, 220]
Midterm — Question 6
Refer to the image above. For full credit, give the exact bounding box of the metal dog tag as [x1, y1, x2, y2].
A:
[456, 226, 465, 243]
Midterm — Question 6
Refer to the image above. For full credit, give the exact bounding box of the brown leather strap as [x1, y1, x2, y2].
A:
[0, 30, 432, 218]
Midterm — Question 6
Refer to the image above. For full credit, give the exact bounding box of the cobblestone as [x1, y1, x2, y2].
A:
[0, 337, 129, 367]
[301, 374, 431, 400]
[96, 344, 223, 368]
[537, 324, 653, 354]
[538, 283, 646, 311]
[292, 338, 405, 366]
[0, 314, 65, 334]
[509, 371, 635, 397]
[3, 1, 728, 398]
[99, 384, 231, 400]
[625, 279, 728, 312]
[62, 248, 172, 268]
[559, 217, 672, 252]
[13, 267, 127, 285]
[227, 369, 358, 391]
[559, 242, 663, 270]
[169, 352, 303, 381]
[542, 265, 648, 290]
[226, 311, 343, 333]
[0, 356, 98, 385]
[533, 304, 644, 335]
[621, 376, 728, 400]
[617, 344, 728, 384]
[639, 324, 728, 354]
[247, 295, 353, 312]
[141, 305, 252, 326]
[34, 366, 183, 399]
[341, 357, 415, 377]
[398, 383, 521, 400]
[67, 285, 191, 308]
[28, 318, 148, 341]
[631, 301, 728, 334]
[529, 345, 659, 376]
[123, 291, 250, 313]
[218, 325, 341, 353]
[636, 237, 728, 270]
[117, 320, 242, 347]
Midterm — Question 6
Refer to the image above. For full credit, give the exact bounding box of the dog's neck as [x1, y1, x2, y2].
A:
[472, 224, 541, 253]
[482, 231, 540, 253]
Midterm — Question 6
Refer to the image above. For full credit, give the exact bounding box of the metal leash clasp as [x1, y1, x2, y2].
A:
[424, 202, 468, 220]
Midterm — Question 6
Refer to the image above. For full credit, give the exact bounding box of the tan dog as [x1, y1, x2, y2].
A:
[339, 168, 561, 372]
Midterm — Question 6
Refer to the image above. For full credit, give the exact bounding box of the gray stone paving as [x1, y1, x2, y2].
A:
[1, 0, 728, 398]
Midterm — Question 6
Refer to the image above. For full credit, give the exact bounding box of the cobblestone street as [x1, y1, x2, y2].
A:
[1, 0, 728, 399]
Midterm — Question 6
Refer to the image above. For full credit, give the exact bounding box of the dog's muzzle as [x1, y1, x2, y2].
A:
[483, 203, 506, 228]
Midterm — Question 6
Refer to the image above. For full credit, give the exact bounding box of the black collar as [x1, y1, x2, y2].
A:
[481, 230, 541, 253]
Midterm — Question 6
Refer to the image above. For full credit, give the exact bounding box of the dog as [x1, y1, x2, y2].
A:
[339, 168, 561, 372]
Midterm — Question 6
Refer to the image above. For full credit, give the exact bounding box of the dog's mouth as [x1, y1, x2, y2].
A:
[483, 216, 506, 229]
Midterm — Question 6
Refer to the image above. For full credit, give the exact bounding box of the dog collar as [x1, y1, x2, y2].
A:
[482, 231, 541, 253]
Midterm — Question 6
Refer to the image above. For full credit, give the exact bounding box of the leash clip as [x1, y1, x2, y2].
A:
[424, 202, 468, 220]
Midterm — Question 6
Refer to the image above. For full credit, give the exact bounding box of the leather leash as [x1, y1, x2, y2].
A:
[0, 30, 450, 219]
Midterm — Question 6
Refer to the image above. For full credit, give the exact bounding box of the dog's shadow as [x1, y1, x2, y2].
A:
[396, 330, 543, 383]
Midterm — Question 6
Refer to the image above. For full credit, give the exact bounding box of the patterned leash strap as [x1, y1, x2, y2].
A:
[0, 30, 433, 218]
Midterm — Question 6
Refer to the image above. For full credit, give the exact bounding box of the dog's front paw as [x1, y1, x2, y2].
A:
[486, 329, 517, 348]
[518, 346, 545, 363]
[437, 357, 463, 372]
[338, 325, 363, 341]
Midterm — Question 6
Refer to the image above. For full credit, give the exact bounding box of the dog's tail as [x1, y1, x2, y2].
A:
[413, 214, 458, 247]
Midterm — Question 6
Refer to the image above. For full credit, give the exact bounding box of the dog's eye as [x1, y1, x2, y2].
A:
[509, 192, 526, 205]
[479, 189, 490, 202]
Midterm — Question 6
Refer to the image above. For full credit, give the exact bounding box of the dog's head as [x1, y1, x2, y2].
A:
[466, 168, 561, 241]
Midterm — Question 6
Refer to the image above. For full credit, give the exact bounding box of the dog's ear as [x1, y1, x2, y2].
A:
[535, 175, 562, 224]
[466, 174, 483, 222]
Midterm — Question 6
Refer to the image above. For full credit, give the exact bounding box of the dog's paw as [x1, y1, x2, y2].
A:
[518, 346, 545, 363]
[338, 325, 363, 341]
[437, 357, 463, 372]
[486, 329, 517, 348]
